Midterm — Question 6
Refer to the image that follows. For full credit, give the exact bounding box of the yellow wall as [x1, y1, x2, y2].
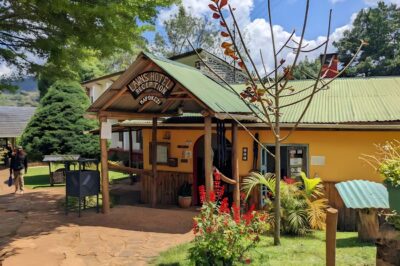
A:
[143, 127, 400, 183]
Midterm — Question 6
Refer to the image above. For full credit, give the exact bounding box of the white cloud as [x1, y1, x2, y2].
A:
[157, 0, 356, 73]
[243, 16, 354, 72]
[0, 64, 12, 76]
[329, 0, 346, 4]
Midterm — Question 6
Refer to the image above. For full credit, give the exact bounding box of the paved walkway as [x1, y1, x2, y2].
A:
[0, 168, 195, 266]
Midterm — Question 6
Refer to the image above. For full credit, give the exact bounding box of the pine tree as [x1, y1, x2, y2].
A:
[21, 80, 99, 160]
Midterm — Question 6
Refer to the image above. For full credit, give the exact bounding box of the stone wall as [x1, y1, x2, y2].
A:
[199, 55, 247, 84]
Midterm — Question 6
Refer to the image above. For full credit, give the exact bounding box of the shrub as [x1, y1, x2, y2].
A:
[189, 171, 269, 265]
[242, 172, 328, 236]
[21, 80, 100, 160]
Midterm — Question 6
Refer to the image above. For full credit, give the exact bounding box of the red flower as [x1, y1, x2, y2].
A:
[283, 176, 296, 184]
[232, 203, 240, 224]
[217, 185, 225, 199]
[243, 205, 255, 225]
[199, 185, 206, 204]
[192, 220, 199, 234]
[213, 168, 221, 181]
[209, 190, 216, 203]
[259, 213, 268, 222]
[240, 192, 247, 201]
[219, 197, 230, 214]
[245, 258, 252, 264]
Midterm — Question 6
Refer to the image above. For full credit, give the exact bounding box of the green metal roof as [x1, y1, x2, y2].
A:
[232, 77, 400, 124]
[143, 52, 252, 114]
[88, 50, 400, 124]
[335, 180, 389, 209]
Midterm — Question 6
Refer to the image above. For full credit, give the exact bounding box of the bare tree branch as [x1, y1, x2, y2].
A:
[279, 40, 365, 110]
[276, 29, 296, 55]
[215, 103, 275, 158]
[280, 9, 332, 142]
[186, 38, 271, 125]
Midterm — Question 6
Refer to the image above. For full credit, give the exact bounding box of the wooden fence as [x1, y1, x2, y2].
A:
[324, 182, 358, 231]
[141, 171, 193, 205]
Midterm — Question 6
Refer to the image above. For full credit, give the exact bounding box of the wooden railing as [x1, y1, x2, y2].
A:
[141, 171, 193, 205]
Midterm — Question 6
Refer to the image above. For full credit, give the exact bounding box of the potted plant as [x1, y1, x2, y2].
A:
[379, 160, 400, 212]
[361, 141, 400, 212]
[178, 182, 192, 208]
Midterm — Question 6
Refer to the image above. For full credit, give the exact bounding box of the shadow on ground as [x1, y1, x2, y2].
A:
[336, 235, 375, 248]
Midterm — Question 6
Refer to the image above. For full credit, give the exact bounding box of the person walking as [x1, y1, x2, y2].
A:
[10, 146, 28, 194]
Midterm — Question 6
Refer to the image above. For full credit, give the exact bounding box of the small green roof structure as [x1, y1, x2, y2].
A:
[335, 180, 389, 242]
[335, 180, 389, 209]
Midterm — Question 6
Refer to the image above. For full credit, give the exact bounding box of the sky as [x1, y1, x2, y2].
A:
[152, 0, 400, 72]
[1, 0, 400, 77]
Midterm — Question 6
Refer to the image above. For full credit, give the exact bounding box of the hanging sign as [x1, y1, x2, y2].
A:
[127, 71, 175, 105]
[100, 121, 112, 140]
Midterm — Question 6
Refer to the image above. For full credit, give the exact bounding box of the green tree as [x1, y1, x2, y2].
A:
[0, 0, 175, 92]
[21, 80, 100, 160]
[333, 2, 400, 76]
[152, 6, 220, 57]
[37, 50, 107, 98]
[37, 44, 147, 97]
[292, 57, 321, 80]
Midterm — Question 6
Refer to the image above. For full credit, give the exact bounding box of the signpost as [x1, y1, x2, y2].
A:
[127, 71, 175, 105]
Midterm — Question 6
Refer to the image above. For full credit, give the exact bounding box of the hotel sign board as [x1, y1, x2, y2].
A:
[127, 71, 175, 105]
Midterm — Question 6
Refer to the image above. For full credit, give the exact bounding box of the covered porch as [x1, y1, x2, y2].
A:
[87, 52, 254, 213]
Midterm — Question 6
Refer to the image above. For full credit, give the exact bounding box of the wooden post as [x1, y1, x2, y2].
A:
[232, 122, 240, 207]
[326, 208, 338, 266]
[204, 115, 213, 197]
[128, 128, 134, 184]
[99, 117, 110, 214]
[151, 117, 158, 207]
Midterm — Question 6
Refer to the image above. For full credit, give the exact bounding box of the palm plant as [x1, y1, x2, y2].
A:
[242, 172, 328, 235]
[242, 172, 275, 199]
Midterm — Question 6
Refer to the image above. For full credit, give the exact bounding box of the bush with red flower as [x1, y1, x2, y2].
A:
[189, 170, 269, 265]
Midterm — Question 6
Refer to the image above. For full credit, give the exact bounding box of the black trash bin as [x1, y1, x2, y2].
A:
[65, 158, 100, 217]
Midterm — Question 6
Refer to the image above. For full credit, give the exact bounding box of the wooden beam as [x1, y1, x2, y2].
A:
[99, 117, 110, 214]
[101, 87, 128, 111]
[138, 101, 154, 112]
[98, 111, 180, 120]
[108, 163, 150, 175]
[128, 128, 134, 182]
[161, 101, 174, 113]
[232, 122, 240, 207]
[166, 97, 192, 101]
[151, 117, 158, 207]
[204, 115, 213, 197]
[170, 91, 188, 96]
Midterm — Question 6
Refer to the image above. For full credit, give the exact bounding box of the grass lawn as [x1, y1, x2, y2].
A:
[151, 231, 376, 266]
[23, 165, 128, 189]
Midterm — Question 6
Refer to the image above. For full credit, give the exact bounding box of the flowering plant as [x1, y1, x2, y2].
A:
[189, 170, 269, 265]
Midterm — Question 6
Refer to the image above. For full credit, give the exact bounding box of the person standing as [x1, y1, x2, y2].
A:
[10, 146, 28, 194]
[4, 143, 13, 166]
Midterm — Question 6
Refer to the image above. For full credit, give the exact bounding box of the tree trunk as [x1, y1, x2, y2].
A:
[274, 131, 281, 245]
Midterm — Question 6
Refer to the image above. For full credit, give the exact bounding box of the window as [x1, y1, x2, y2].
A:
[260, 144, 309, 178]
[149, 142, 170, 165]
[119, 132, 123, 142]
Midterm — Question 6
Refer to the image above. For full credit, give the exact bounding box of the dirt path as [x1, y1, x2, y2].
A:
[0, 169, 195, 266]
